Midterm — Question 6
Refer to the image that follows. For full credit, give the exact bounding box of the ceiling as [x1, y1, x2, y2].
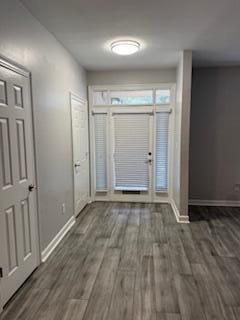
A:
[21, 0, 240, 70]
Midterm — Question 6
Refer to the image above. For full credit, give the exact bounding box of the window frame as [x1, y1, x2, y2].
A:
[92, 110, 108, 192]
[89, 83, 175, 203]
[91, 83, 173, 107]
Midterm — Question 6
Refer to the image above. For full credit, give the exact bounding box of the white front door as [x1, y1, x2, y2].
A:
[112, 109, 153, 201]
[0, 60, 39, 309]
[71, 94, 89, 216]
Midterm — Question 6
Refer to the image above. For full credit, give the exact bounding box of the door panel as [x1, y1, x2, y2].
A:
[5, 206, 18, 273]
[112, 110, 153, 201]
[0, 118, 13, 188]
[0, 61, 39, 309]
[71, 94, 89, 216]
[21, 199, 32, 258]
[16, 119, 28, 181]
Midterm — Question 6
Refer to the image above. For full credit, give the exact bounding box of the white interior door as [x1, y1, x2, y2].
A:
[71, 94, 89, 216]
[112, 110, 153, 199]
[0, 60, 39, 309]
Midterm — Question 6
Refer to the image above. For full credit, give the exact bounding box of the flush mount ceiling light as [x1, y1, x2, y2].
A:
[111, 40, 140, 55]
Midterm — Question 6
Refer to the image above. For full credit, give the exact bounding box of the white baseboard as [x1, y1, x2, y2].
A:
[189, 199, 240, 207]
[41, 216, 76, 262]
[171, 200, 190, 223]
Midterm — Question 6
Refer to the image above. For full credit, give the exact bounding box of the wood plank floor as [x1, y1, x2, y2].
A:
[1, 202, 240, 320]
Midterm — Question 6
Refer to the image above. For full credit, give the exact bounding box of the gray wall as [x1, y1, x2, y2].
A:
[190, 67, 240, 202]
[173, 51, 192, 219]
[0, 0, 86, 251]
[87, 69, 176, 85]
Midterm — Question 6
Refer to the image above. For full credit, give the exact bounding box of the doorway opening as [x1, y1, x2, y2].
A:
[89, 84, 175, 203]
[70, 93, 90, 216]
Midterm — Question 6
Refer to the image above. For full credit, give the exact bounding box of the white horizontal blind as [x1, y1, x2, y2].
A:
[94, 114, 107, 191]
[113, 113, 150, 191]
[155, 112, 170, 192]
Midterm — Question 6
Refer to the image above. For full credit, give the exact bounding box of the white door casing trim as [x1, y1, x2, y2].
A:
[0, 57, 29, 78]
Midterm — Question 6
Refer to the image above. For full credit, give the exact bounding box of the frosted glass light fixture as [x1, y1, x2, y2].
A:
[111, 40, 140, 55]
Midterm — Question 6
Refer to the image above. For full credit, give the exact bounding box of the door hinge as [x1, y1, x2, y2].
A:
[0, 267, 3, 278]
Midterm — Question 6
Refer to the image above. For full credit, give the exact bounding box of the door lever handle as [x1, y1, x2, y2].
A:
[74, 163, 81, 168]
[28, 184, 36, 192]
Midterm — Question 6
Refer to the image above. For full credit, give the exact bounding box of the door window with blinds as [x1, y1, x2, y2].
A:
[90, 85, 174, 201]
[113, 113, 151, 191]
[155, 112, 170, 192]
[93, 113, 108, 191]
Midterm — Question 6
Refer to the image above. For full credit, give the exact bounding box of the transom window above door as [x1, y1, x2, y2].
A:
[92, 86, 171, 106]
